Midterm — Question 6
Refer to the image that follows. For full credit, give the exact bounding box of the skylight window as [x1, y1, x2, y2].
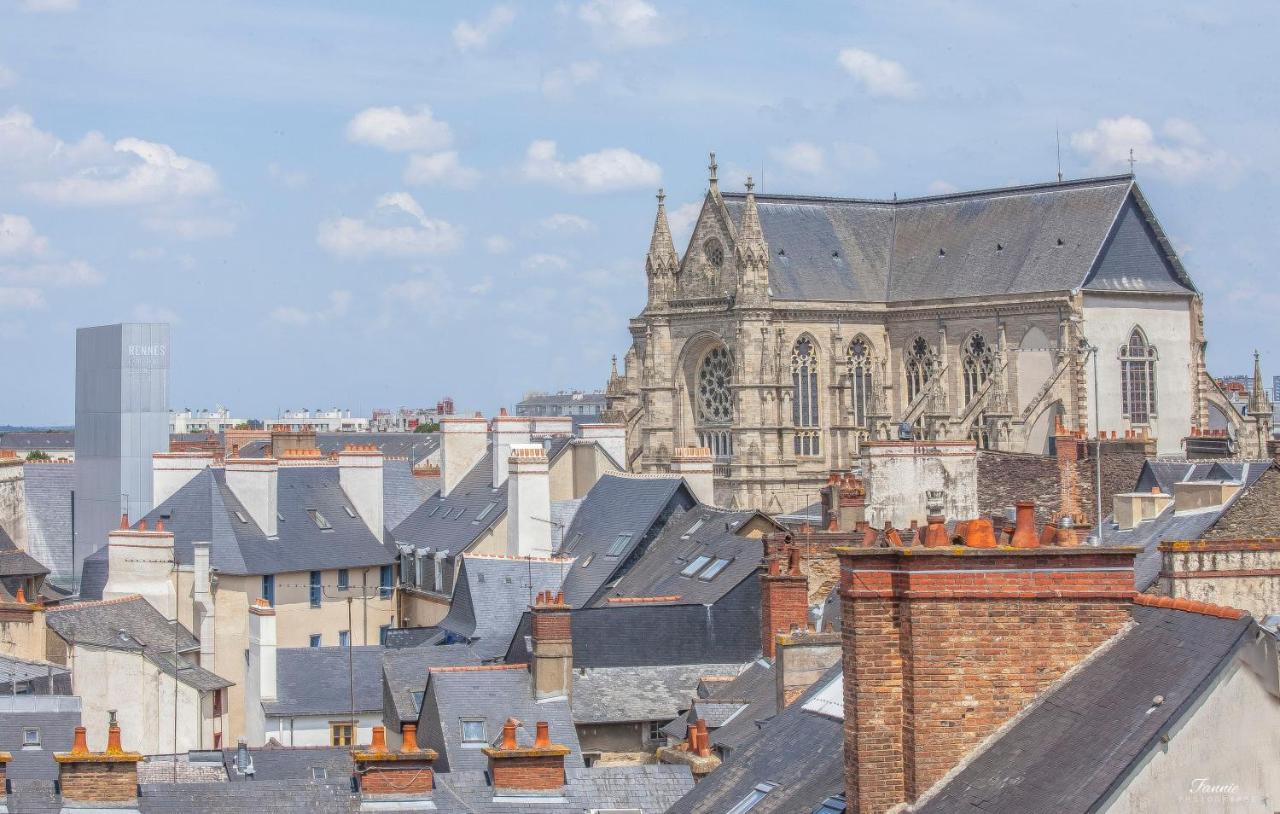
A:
[343, 505, 357, 518]
[699, 557, 731, 581]
[234, 511, 248, 524]
[606, 533, 633, 557]
[460, 719, 486, 744]
[682, 518, 706, 538]
[476, 502, 498, 522]
[580, 553, 594, 568]
[427, 504, 442, 517]
[680, 555, 712, 577]
[308, 509, 332, 530]
[726, 782, 779, 814]
[563, 533, 584, 554]
[813, 795, 847, 814]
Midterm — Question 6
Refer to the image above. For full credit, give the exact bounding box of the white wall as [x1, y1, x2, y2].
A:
[266, 712, 381, 747]
[1081, 293, 1194, 456]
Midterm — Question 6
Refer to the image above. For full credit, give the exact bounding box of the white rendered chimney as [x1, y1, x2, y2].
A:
[153, 452, 214, 508]
[531, 416, 573, 436]
[339, 444, 385, 538]
[193, 541, 215, 662]
[440, 415, 488, 497]
[507, 444, 552, 557]
[104, 518, 177, 619]
[670, 446, 716, 506]
[225, 458, 278, 537]
[580, 423, 627, 469]
[245, 598, 277, 745]
[491, 412, 533, 488]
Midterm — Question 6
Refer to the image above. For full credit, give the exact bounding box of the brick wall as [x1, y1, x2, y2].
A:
[58, 761, 139, 803]
[489, 755, 565, 790]
[359, 761, 433, 795]
[760, 563, 808, 659]
[839, 547, 1136, 812]
[978, 447, 1149, 526]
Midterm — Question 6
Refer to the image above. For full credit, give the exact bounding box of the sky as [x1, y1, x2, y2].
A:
[1, 0, 1277, 425]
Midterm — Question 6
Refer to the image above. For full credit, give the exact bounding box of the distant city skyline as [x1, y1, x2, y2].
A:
[1, 2, 1277, 424]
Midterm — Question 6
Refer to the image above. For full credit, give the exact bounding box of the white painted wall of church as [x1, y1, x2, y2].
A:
[1081, 293, 1193, 455]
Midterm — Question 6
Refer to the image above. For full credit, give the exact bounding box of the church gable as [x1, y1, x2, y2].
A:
[676, 194, 738, 298]
[1083, 191, 1197, 294]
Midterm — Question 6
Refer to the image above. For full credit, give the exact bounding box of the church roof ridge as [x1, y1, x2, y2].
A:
[721, 173, 1135, 208]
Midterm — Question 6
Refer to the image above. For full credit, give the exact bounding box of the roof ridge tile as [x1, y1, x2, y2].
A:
[1132, 592, 1248, 620]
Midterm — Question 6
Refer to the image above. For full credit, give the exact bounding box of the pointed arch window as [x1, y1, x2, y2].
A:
[961, 333, 994, 406]
[847, 337, 874, 427]
[792, 337, 821, 456]
[905, 337, 933, 404]
[696, 346, 734, 458]
[1120, 328, 1158, 423]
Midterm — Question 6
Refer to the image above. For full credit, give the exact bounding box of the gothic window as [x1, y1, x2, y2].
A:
[847, 337, 874, 427]
[961, 333, 994, 405]
[703, 238, 724, 268]
[1120, 328, 1158, 423]
[696, 346, 734, 458]
[905, 337, 932, 404]
[792, 337, 821, 456]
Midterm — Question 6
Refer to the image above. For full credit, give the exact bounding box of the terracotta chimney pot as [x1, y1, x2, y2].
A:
[368, 726, 387, 754]
[500, 719, 518, 750]
[69, 726, 88, 756]
[1010, 501, 1038, 548]
[964, 517, 998, 549]
[534, 721, 551, 749]
[922, 515, 949, 548]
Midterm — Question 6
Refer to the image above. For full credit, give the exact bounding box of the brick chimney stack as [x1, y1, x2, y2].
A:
[530, 591, 572, 701]
[482, 719, 572, 792]
[54, 713, 143, 807]
[353, 724, 439, 800]
[760, 533, 809, 659]
[837, 500, 1138, 813]
[822, 472, 867, 531]
[1053, 415, 1084, 523]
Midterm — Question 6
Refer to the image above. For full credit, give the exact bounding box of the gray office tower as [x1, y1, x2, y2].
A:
[73, 323, 170, 585]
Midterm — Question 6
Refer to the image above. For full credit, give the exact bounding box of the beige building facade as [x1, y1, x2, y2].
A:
[607, 159, 1263, 513]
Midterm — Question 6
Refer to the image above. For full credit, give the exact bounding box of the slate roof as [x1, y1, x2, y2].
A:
[571, 662, 750, 724]
[597, 504, 771, 606]
[383, 626, 442, 648]
[436, 554, 574, 660]
[81, 466, 397, 595]
[916, 606, 1254, 813]
[264, 646, 384, 717]
[21, 463, 73, 586]
[236, 432, 441, 465]
[666, 663, 846, 814]
[0, 430, 74, 451]
[431, 765, 694, 813]
[705, 658, 778, 752]
[0, 695, 81, 781]
[140, 780, 353, 813]
[382, 643, 480, 725]
[718, 177, 1195, 303]
[220, 744, 356, 782]
[417, 666, 583, 774]
[1200, 464, 1280, 539]
[45, 595, 231, 691]
[390, 450, 509, 555]
[556, 473, 694, 607]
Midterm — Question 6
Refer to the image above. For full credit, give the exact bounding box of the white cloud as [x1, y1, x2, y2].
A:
[541, 61, 602, 99]
[25, 137, 218, 207]
[318, 193, 462, 259]
[771, 141, 825, 176]
[0, 64, 17, 89]
[345, 106, 453, 153]
[522, 139, 660, 193]
[0, 259, 102, 287]
[832, 141, 880, 173]
[268, 162, 308, 189]
[142, 213, 235, 240]
[578, 0, 673, 47]
[452, 5, 516, 51]
[20, 0, 77, 11]
[131, 303, 181, 324]
[485, 235, 511, 254]
[0, 288, 43, 310]
[927, 180, 958, 195]
[468, 276, 493, 295]
[667, 201, 701, 249]
[538, 213, 595, 234]
[0, 214, 48, 256]
[271, 289, 351, 326]
[403, 151, 480, 188]
[1070, 116, 1240, 183]
[837, 48, 919, 99]
[521, 253, 570, 273]
[129, 246, 197, 269]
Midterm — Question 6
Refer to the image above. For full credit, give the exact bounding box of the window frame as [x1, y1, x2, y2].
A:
[726, 782, 780, 814]
[792, 336, 821, 456]
[680, 555, 712, 577]
[379, 564, 393, 598]
[309, 634, 321, 648]
[329, 722, 354, 747]
[261, 574, 275, 606]
[337, 568, 349, 591]
[460, 718, 487, 746]
[309, 571, 322, 608]
[338, 630, 350, 647]
[606, 533, 633, 557]
[21, 727, 40, 748]
[1120, 328, 1158, 424]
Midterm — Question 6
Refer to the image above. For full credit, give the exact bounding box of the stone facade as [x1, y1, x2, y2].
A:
[1159, 540, 1280, 620]
[606, 162, 1264, 513]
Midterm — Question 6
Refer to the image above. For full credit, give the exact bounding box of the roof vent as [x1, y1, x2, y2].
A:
[777, 248, 786, 257]
[996, 243, 1003, 252]
[938, 248, 945, 257]
[1056, 238, 1065, 247]
[831, 250, 840, 259]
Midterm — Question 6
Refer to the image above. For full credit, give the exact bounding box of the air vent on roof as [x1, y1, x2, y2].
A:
[996, 243, 1003, 252]
[831, 250, 840, 259]
[938, 248, 946, 257]
[1056, 238, 1065, 247]
[777, 248, 785, 257]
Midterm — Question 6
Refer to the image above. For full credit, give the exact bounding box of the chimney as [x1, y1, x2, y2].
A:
[837, 501, 1138, 812]
[822, 473, 867, 531]
[250, 598, 276, 700]
[507, 445, 552, 557]
[774, 628, 841, 710]
[54, 714, 143, 807]
[0, 453, 28, 552]
[440, 416, 487, 497]
[193, 541, 215, 662]
[579, 423, 626, 468]
[670, 446, 715, 505]
[152, 452, 213, 508]
[225, 457, 278, 537]
[103, 521, 176, 618]
[482, 719, 571, 793]
[0, 750, 9, 791]
[530, 591, 572, 701]
[1054, 417, 1084, 523]
[531, 416, 573, 436]
[353, 724, 438, 800]
[339, 444, 385, 538]
[760, 533, 809, 659]
[491, 412, 533, 487]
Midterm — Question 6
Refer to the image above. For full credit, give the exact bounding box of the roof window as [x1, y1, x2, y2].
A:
[234, 511, 248, 524]
[476, 502, 498, 522]
[563, 533, 584, 554]
[606, 533, 633, 557]
[726, 782, 779, 814]
[813, 795, 847, 814]
[308, 509, 332, 530]
[343, 505, 357, 518]
[682, 519, 705, 538]
[427, 504, 442, 518]
[310, 767, 327, 780]
[699, 557, 732, 581]
[680, 555, 712, 577]
[580, 553, 594, 568]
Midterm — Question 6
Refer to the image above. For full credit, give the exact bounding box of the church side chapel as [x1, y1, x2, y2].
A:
[606, 155, 1266, 513]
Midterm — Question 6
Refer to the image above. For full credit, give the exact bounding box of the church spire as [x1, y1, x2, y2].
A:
[645, 188, 678, 310]
[708, 152, 719, 196]
[1249, 350, 1269, 415]
[735, 175, 770, 306]
[739, 175, 764, 245]
[648, 188, 677, 264]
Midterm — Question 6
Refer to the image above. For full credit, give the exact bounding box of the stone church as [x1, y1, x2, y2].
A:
[605, 155, 1266, 512]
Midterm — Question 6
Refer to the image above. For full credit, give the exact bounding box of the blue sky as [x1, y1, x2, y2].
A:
[1, 0, 1276, 424]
